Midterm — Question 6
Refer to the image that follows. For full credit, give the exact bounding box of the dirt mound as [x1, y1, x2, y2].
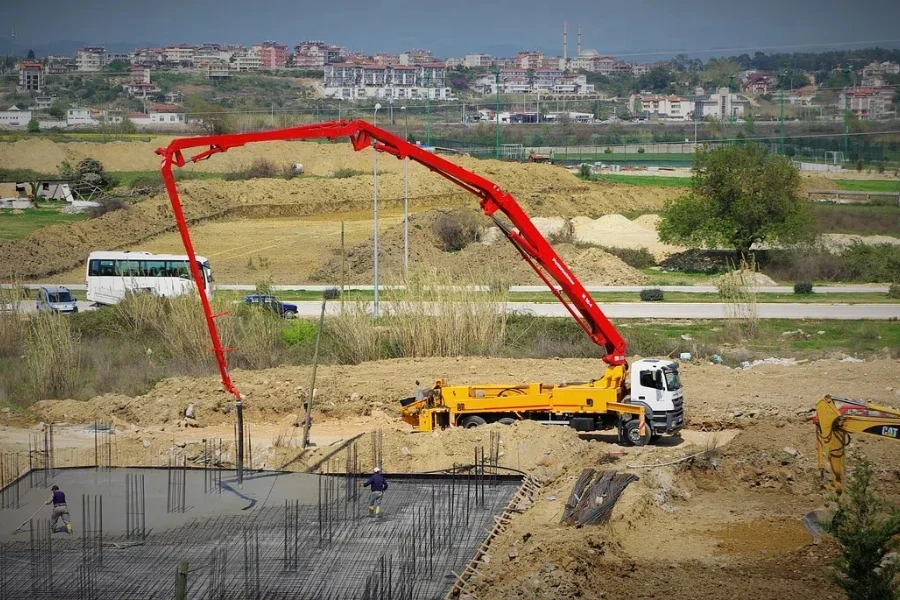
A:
[570, 214, 682, 257]
[1, 143, 682, 280]
[799, 174, 839, 191]
[717, 270, 778, 287]
[633, 214, 661, 231]
[309, 209, 650, 285]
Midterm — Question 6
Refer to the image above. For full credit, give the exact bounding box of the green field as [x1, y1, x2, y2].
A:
[594, 174, 691, 188]
[0, 206, 90, 241]
[834, 179, 900, 192]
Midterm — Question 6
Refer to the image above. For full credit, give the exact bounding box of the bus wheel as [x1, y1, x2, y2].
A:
[460, 415, 486, 429]
[624, 419, 652, 446]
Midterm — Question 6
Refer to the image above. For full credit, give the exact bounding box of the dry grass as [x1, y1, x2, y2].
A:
[327, 268, 509, 363]
[0, 278, 26, 358]
[25, 313, 80, 400]
[716, 257, 760, 338]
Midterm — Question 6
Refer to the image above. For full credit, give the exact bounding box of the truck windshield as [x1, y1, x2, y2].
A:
[664, 369, 682, 391]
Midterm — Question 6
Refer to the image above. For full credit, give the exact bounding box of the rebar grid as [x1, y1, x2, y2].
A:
[0, 453, 22, 509]
[0, 468, 518, 600]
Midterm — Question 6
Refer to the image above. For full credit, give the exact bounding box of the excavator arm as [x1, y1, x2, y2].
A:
[815, 395, 900, 493]
[156, 120, 627, 399]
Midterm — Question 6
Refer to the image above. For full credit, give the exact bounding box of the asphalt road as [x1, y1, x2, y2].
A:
[9, 299, 899, 320]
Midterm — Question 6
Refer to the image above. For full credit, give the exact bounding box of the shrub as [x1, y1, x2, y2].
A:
[793, 282, 814, 294]
[88, 198, 130, 218]
[332, 168, 367, 179]
[282, 319, 318, 346]
[602, 246, 656, 269]
[842, 243, 900, 283]
[604, 147, 612, 154]
[432, 211, 481, 252]
[639, 288, 664, 302]
[637, 147, 645, 154]
[889, 283, 900, 299]
[824, 460, 900, 600]
[579, 164, 592, 179]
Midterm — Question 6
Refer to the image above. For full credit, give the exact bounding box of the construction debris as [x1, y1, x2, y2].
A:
[560, 468, 638, 527]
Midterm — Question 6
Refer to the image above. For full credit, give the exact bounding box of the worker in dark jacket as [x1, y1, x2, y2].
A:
[46, 485, 72, 534]
[361, 467, 388, 517]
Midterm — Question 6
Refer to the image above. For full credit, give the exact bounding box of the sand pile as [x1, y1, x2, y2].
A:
[717, 270, 778, 287]
[571, 214, 683, 257]
[309, 209, 650, 286]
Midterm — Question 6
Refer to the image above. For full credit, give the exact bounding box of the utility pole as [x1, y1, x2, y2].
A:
[493, 66, 501, 158]
[426, 94, 431, 146]
[372, 103, 381, 319]
[779, 70, 787, 155]
[842, 67, 852, 160]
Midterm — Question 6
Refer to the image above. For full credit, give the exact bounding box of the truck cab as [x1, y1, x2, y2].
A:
[627, 359, 685, 440]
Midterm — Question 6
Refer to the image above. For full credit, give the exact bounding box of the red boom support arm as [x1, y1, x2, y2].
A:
[156, 120, 627, 399]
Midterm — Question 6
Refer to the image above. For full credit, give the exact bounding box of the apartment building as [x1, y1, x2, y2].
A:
[631, 94, 694, 120]
[294, 41, 346, 68]
[17, 61, 44, 92]
[399, 50, 434, 66]
[464, 54, 493, 68]
[164, 45, 196, 64]
[122, 64, 160, 97]
[694, 88, 747, 120]
[742, 73, 771, 94]
[840, 87, 893, 119]
[323, 63, 451, 100]
[232, 49, 262, 72]
[252, 42, 288, 69]
[76, 47, 106, 72]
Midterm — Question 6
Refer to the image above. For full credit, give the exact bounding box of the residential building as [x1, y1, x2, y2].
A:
[17, 61, 44, 92]
[196, 60, 232, 80]
[516, 51, 544, 70]
[32, 96, 56, 110]
[552, 75, 595, 95]
[374, 54, 400, 66]
[631, 63, 650, 76]
[293, 41, 345, 68]
[323, 62, 452, 100]
[123, 64, 160, 97]
[840, 87, 893, 119]
[631, 94, 694, 120]
[127, 111, 187, 128]
[445, 57, 463, 68]
[399, 50, 434, 66]
[694, 88, 747, 120]
[232, 49, 261, 71]
[742, 73, 771, 94]
[464, 54, 493, 68]
[66, 107, 100, 126]
[570, 51, 617, 74]
[252, 42, 288, 69]
[104, 52, 133, 65]
[46, 57, 75, 75]
[76, 47, 106, 71]
[0, 106, 32, 127]
[481, 68, 595, 95]
[861, 61, 900, 78]
[164, 45, 196, 64]
[193, 45, 235, 64]
[133, 48, 166, 65]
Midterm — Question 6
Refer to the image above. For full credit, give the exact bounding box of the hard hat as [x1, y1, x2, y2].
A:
[373, 467, 381, 473]
[51, 485, 59, 491]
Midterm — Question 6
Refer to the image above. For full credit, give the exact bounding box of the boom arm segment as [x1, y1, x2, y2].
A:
[156, 120, 627, 399]
[815, 395, 900, 493]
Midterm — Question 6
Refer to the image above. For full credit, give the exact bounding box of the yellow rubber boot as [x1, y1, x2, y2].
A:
[375, 506, 381, 517]
[66, 522, 73, 534]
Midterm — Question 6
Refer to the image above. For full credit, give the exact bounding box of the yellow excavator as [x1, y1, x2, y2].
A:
[815, 395, 900, 493]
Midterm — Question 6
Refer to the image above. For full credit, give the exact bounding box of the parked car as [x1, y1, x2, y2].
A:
[37, 285, 78, 314]
[242, 294, 298, 319]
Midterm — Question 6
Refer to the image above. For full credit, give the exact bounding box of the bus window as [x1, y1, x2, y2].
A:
[166, 261, 190, 278]
[89, 259, 115, 276]
[142, 260, 167, 277]
[116, 260, 141, 276]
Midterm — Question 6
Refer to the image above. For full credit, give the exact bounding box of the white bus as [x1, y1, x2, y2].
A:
[86, 251, 214, 305]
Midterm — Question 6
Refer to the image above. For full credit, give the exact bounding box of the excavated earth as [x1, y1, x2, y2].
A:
[3, 357, 900, 599]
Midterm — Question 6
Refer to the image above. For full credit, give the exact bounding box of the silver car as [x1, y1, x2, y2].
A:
[37, 286, 78, 314]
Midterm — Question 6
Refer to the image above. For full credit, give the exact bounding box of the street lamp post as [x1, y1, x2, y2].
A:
[373, 103, 381, 319]
[389, 97, 394, 126]
[492, 67, 501, 159]
[842, 67, 852, 160]
[400, 106, 409, 279]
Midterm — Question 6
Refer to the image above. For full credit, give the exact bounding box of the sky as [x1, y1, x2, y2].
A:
[1, 0, 899, 59]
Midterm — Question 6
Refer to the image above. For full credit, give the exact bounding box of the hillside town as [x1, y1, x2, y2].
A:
[0, 24, 898, 131]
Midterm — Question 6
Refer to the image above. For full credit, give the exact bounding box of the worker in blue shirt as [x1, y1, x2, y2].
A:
[46, 484, 72, 534]
[361, 467, 388, 517]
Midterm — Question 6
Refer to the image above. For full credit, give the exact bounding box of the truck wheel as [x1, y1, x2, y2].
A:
[624, 419, 652, 446]
[498, 418, 516, 425]
[460, 415, 486, 429]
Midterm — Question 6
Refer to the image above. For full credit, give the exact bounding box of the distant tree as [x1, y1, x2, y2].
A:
[27, 118, 39, 133]
[743, 112, 755, 136]
[103, 59, 129, 72]
[48, 100, 70, 120]
[119, 118, 137, 135]
[26, 49, 35, 60]
[184, 95, 232, 134]
[658, 145, 813, 255]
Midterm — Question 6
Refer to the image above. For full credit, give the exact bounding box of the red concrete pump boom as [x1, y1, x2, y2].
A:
[156, 120, 627, 400]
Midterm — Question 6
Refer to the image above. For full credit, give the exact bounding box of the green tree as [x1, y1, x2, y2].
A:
[658, 145, 813, 255]
[26, 49, 35, 60]
[825, 460, 900, 600]
[104, 59, 129, 72]
[27, 118, 39, 133]
[48, 99, 70, 120]
[743, 112, 755, 136]
[119, 118, 137, 135]
[184, 95, 232, 134]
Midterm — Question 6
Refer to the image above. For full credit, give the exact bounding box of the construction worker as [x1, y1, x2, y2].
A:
[361, 467, 388, 517]
[46, 485, 72, 534]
